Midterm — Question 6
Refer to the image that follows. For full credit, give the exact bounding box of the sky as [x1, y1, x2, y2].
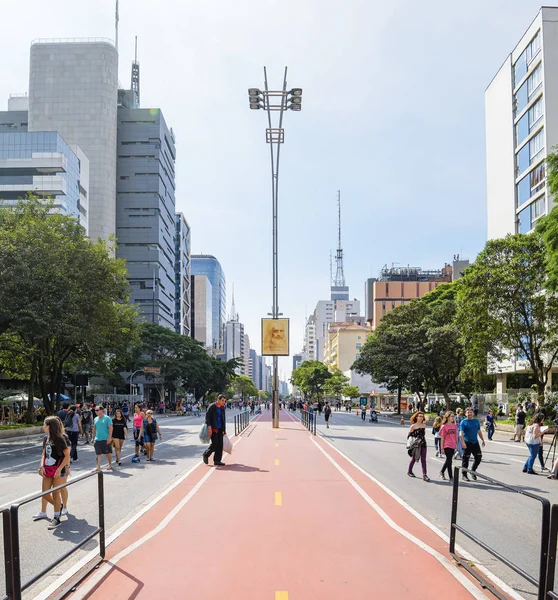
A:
[0, 0, 549, 381]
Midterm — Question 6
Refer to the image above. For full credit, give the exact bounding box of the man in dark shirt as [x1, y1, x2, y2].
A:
[512, 405, 526, 442]
[203, 394, 227, 466]
[57, 402, 70, 422]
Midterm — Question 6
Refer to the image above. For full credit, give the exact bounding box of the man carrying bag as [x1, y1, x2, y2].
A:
[203, 394, 227, 467]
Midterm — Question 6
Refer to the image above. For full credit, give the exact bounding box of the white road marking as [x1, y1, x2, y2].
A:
[33, 414, 258, 600]
[0, 444, 41, 455]
[309, 435, 489, 599]
[0, 459, 38, 473]
[312, 429, 525, 600]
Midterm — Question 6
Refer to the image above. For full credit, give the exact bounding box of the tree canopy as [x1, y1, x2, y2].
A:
[291, 360, 331, 400]
[0, 198, 138, 417]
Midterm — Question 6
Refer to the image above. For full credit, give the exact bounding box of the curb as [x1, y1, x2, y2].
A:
[0, 425, 43, 440]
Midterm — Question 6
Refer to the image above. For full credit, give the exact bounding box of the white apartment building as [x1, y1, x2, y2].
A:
[303, 315, 316, 361]
[486, 7, 558, 240]
[486, 7, 558, 393]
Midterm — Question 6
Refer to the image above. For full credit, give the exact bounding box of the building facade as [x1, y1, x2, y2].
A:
[28, 40, 118, 242]
[116, 107, 177, 331]
[292, 353, 303, 372]
[364, 261, 468, 329]
[486, 7, 558, 239]
[0, 131, 89, 233]
[224, 318, 246, 375]
[191, 274, 213, 349]
[174, 212, 191, 336]
[323, 322, 372, 372]
[191, 255, 226, 351]
[310, 298, 361, 361]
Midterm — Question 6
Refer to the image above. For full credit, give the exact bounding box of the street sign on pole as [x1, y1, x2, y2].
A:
[144, 367, 161, 374]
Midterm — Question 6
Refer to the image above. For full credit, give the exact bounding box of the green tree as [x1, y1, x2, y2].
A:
[229, 374, 258, 401]
[291, 360, 332, 401]
[343, 385, 361, 402]
[323, 367, 349, 402]
[457, 233, 558, 404]
[0, 198, 138, 417]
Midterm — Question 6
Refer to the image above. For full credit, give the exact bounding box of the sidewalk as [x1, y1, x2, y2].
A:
[63, 410, 496, 600]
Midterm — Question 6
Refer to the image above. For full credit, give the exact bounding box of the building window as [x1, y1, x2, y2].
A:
[528, 64, 542, 99]
[526, 30, 541, 65]
[529, 98, 543, 130]
[519, 205, 531, 234]
[356, 344, 362, 349]
[530, 129, 544, 163]
[532, 196, 545, 222]
[513, 31, 541, 88]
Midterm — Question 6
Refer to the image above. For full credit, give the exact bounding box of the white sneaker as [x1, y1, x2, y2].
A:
[32, 512, 49, 521]
[61, 508, 68, 516]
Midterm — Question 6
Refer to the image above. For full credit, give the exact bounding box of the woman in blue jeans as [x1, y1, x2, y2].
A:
[523, 414, 544, 474]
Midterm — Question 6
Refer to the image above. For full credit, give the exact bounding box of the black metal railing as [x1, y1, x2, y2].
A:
[234, 409, 250, 436]
[547, 503, 558, 600]
[3, 469, 105, 600]
[2, 507, 13, 600]
[301, 410, 316, 435]
[449, 467, 552, 600]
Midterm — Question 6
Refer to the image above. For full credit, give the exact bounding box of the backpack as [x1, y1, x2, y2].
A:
[81, 409, 91, 425]
[64, 410, 74, 429]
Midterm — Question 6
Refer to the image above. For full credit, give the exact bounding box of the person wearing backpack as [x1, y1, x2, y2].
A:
[64, 405, 82, 463]
[324, 402, 332, 429]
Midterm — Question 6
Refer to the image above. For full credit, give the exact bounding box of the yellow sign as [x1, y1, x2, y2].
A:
[261, 318, 289, 356]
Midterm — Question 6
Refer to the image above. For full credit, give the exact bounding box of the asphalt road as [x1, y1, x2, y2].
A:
[0, 409, 246, 600]
[300, 409, 558, 600]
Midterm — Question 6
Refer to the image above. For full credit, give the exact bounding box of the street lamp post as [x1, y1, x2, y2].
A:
[248, 68, 302, 428]
[129, 369, 143, 406]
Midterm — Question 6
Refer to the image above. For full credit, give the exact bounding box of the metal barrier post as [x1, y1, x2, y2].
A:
[98, 471, 105, 560]
[3, 509, 13, 599]
[538, 501, 551, 600]
[449, 467, 460, 554]
[546, 504, 558, 599]
[9, 506, 21, 600]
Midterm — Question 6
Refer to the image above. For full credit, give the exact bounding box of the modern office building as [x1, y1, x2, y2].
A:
[191, 255, 226, 350]
[486, 7, 558, 239]
[292, 353, 303, 372]
[303, 315, 317, 361]
[364, 260, 468, 329]
[116, 107, 177, 331]
[224, 318, 246, 375]
[175, 212, 191, 336]
[28, 39, 118, 242]
[0, 131, 89, 233]
[486, 7, 558, 394]
[249, 349, 263, 390]
[191, 274, 213, 349]
[243, 334, 251, 380]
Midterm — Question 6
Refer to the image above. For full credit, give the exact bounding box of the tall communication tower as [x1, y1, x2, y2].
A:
[333, 190, 346, 288]
[131, 36, 140, 108]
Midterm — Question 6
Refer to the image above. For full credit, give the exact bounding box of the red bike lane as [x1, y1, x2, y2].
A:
[65, 410, 497, 600]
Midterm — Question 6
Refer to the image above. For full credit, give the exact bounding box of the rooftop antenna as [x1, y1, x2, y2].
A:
[230, 284, 238, 321]
[333, 190, 346, 288]
[329, 250, 333, 287]
[131, 36, 140, 108]
[115, 0, 119, 51]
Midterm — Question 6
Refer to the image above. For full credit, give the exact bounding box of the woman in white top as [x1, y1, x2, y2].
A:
[523, 414, 544, 475]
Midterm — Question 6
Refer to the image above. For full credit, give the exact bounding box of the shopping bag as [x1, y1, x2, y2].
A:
[199, 423, 210, 444]
[223, 434, 233, 454]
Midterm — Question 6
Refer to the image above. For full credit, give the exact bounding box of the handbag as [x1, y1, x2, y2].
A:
[223, 434, 233, 454]
[406, 436, 420, 457]
[199, 423, 210, 444]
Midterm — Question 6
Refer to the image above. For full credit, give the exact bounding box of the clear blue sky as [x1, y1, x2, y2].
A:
[0, 0, 549, 379]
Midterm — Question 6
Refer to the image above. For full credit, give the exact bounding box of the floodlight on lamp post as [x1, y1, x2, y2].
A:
[247, 67, 302, 429]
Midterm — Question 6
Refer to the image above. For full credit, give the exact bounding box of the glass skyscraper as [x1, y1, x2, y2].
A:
[191, 255, 226, 350]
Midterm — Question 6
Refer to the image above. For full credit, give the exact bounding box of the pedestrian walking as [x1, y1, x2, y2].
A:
[65, 405, 82, 463]
[57, 402, 70, 422]
[32, 416, 71, 529]
[361, 405, 367, 421]
[112, 408, 128, 466]
[439, 412, 457, 482]
[460, 407, 486, 481]
[92, 405, 113, 471]
[133, 404, 145, 458]
[139, 410, 162, 461]
[122, 402, 130, 422]
[81, 404, 93, 444]
[407, 411, 429, 481]
[485, 410, 495, 441]
[512, 405, 526, 442]
[523, 414, 544, 475]
[432, 416, 442, 457]
[203, 394, 227, 466]
[454, 408, 464, 459]
[324, 402, 331, 428]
